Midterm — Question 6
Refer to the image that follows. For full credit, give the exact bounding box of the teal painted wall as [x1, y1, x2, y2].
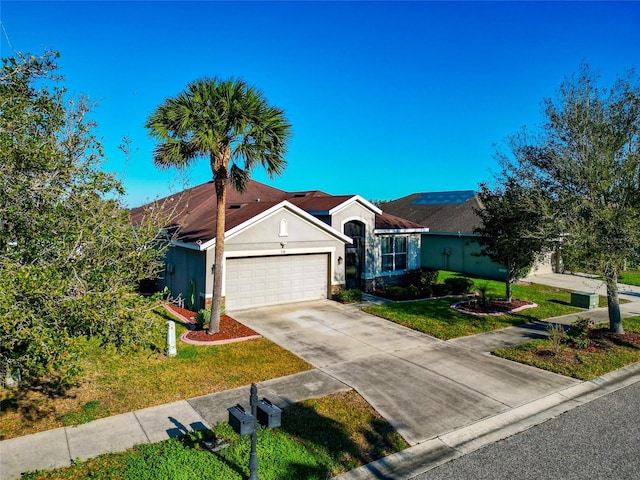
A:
[421, 234, 506, 280]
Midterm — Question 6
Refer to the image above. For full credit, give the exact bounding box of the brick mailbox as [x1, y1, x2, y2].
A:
[570, 291, 598, 310]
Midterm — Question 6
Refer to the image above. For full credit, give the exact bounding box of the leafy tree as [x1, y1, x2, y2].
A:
[502, 65, 640, 333]
[0, 51, 168, 390]
[474, 179, 552, 302]
[146, 78, 292, 334]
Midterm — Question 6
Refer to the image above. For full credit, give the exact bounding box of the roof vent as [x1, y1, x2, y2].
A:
[293, 193, 308, 198]
[228, 203, 245, 209]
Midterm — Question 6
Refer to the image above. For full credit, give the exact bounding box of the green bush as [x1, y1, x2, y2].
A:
[444, 277, 474, 294]
[407, 284, 420, 299]
[194, 308, 210, 330]
[336, 289, 363, 303]
[385, 286, 408, 301]
[420, 285, 433, 298]
[431, 283, 453, 297]
[420, 268, 439, 287]
[566, 317, 594, 349]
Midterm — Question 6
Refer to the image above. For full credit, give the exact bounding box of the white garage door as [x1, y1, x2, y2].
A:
[225, 254, 329, 310]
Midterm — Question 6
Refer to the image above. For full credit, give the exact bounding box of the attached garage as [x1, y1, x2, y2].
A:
[225, 254, 329, 310]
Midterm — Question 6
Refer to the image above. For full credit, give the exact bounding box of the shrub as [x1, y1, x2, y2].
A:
[194, 308, 210, 330]
[385, 286, 408, 301]
[407, 284, 420, 299]
[431, 283, 453, 297]
[420, 285, 433, 298]
[547, 323, 567, 355]
[444, 277, 474, 294]
[566, 317, 594, 349]
[420, 268, 439, 287]
[336, 289, 363, 303]
[476, 283, 489, 307]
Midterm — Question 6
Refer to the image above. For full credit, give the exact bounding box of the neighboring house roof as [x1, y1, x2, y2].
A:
[383, 190, 484, 235]
[130, 179, 424, 246]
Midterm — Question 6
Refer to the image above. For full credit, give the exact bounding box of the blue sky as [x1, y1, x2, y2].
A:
[2, 1, 639, 207]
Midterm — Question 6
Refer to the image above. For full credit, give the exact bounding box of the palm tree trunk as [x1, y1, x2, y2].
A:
[208, 172, 227, 334]
[605, 269, 623, 334]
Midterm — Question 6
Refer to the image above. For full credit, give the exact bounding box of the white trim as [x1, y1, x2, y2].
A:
[170, 240, 204, 251]
[422, 231, 477, 237]
[374, 228, 430, 234]
[329, 195, 382, 216]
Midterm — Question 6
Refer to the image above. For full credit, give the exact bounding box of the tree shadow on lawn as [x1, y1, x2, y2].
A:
[214, 398, 404, 479]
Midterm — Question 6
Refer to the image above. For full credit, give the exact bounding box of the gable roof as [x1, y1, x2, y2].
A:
[383, 190, 484, 235]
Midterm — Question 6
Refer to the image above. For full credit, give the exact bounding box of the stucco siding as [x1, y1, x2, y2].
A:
[421, 234, 506, 280]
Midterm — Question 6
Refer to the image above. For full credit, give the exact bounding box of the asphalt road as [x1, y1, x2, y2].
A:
[413, 381, 640, 480]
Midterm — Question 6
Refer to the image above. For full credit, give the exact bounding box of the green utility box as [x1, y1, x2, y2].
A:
[570, 291, 598, 310]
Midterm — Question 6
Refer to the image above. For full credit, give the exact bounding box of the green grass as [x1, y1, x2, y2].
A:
[619, 270, 640, 287]
[493, 316, 640, 380]
[1, 308, 312, 440]
[364, 271, 606, 340]
[21, 391, 408, 480]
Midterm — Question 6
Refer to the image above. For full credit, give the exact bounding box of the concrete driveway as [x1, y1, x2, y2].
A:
[231, 300, 578, 446]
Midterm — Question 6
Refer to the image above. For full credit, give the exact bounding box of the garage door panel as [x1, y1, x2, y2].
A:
[226, 254, 328, 310]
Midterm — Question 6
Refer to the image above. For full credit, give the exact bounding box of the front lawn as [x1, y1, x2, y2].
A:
[22, 391, 408, 480]
[619, 270, 640, 287]
[0, 308, 312, 440]
[493, 316, 640, 380]
[363, 272, 606, 340]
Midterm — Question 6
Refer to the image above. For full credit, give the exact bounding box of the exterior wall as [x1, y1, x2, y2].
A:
[329, 202, 377, 285]
[421, 233, 506, 280]
[158, 246, 207, 309]
[371, 233, 422, 290]
[204, 207, 346, 303]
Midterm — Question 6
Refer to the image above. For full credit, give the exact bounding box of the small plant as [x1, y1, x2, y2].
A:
[385, 286, 408, 301]
[431, 283, 453, 297]
[420, 268, 439, 287]
[566, 317, 594, 349]
[444, 277, 474, 294]
[194, 308, 211, 330]
[407, 284, 420, 299]
[546, 323, 567, 355]
[476, 283, 489, 307]
[335, 289, 363, 303]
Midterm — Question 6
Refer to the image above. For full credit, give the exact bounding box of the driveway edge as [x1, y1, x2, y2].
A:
[332, 362, 640, 480]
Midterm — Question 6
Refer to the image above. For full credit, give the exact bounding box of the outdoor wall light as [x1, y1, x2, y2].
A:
[338, 256, 343, 264]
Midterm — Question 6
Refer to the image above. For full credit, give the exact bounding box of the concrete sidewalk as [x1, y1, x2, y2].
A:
[0, 370, 351, 480]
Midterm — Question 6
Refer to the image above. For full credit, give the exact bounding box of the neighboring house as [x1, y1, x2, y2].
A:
[130, 180, 427, 311]
[383, 190, 557, 279]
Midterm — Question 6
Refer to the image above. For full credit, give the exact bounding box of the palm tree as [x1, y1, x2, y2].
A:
[146, 78, 292, 334]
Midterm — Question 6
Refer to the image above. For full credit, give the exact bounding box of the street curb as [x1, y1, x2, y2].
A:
[332, 362, 640, 480]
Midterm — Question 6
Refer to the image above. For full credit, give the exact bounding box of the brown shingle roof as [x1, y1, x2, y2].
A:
[375, 212, 427, 230]
[131, 179, 426, 245]
[383, 191, 483, 234]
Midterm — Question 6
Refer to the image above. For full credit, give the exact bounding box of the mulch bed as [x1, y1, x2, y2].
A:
[452, 299, 537, 316]
[164, 304, 260, 343]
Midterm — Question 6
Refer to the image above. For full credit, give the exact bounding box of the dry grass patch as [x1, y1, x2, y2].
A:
[1, 310, 311, 440]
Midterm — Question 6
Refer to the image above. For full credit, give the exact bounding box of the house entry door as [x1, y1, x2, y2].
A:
[344, 221, 365, 290]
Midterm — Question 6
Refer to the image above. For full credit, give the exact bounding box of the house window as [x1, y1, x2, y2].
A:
[381, 236, 407, 272]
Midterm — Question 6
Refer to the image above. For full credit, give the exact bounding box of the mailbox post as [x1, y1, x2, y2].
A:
[227, 383, 282, 480]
